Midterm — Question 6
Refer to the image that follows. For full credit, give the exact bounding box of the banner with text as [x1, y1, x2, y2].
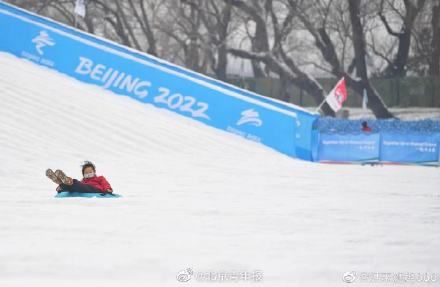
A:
[316, 133, 380, 163]
[314, 132, 440, 165]
[380, 133, 439, 165]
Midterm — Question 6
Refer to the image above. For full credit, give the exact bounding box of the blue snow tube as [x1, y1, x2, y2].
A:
[55, 191, 122, 198]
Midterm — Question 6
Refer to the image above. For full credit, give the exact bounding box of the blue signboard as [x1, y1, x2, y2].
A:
[0, 2, 318, 160]
[317, 133, 380, 163]
[380, 133, 439, 165]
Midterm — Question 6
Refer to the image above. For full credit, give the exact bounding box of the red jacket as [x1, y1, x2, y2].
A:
[362, 126, 372, 132]
[82, 176, 113, 192]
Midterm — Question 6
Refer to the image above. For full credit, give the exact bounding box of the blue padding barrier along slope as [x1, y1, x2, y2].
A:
[0, 1, 318, 160]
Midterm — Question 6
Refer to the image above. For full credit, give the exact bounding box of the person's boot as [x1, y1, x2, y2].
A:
[46, 169, 61, 184]
[55, 170, 73, 185]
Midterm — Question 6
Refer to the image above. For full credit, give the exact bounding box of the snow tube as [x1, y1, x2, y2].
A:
[55, 191, 122, 198]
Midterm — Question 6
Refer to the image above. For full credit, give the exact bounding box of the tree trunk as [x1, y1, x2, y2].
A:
[379, 0, 426, 78]
[216, 43, 228, 81]
[383, 32, 411, 77]
[430, 3, 440, 76]
[348, 0, 393, 118]
[214, 2, 232, 81]
[250, 18, 269, 78]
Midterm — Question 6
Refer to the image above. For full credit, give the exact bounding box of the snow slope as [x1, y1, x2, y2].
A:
[0, 52, 439, 287]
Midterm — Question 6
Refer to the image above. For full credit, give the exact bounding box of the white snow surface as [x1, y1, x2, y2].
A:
[0, 52, 439, 287]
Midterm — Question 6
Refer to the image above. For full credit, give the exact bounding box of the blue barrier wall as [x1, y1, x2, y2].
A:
[380, 133, 439, 165]
[316, 133, 381, 163]
[315, 132, 440, 165]
[314, 118, 440, 165]
[0, 2, 318, 160]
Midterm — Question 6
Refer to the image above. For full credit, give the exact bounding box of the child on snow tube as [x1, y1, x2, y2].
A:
[45, 161, 113, 194]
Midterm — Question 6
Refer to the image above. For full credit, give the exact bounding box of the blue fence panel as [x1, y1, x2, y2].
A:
[380, 133, 439, 165]
[311, 130, 320, 162]
[317, 133, 380, 163]
[0, 2, 318, 159]
[437, 133, 440, 165]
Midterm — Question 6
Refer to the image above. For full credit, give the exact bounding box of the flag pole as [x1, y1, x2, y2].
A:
[74, 14, 77, 28]
[315, 95, 328, 114]
[362, 88, 368, 110]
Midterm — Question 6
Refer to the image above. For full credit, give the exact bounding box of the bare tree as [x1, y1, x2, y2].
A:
[225, 0, 394, 118]
[224, 0, 337, 116]
[90, 0, 159, 55]
[430, 0, 440, 76]
[291, 0, 393, 118]
[155, 0, 210, 73]
[194, 0, 235, 80]
[348, 0, 393, 118]
[375, 0, 427, 77]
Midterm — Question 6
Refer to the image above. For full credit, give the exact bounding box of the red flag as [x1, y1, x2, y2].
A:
[326, 77, 348, 112]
